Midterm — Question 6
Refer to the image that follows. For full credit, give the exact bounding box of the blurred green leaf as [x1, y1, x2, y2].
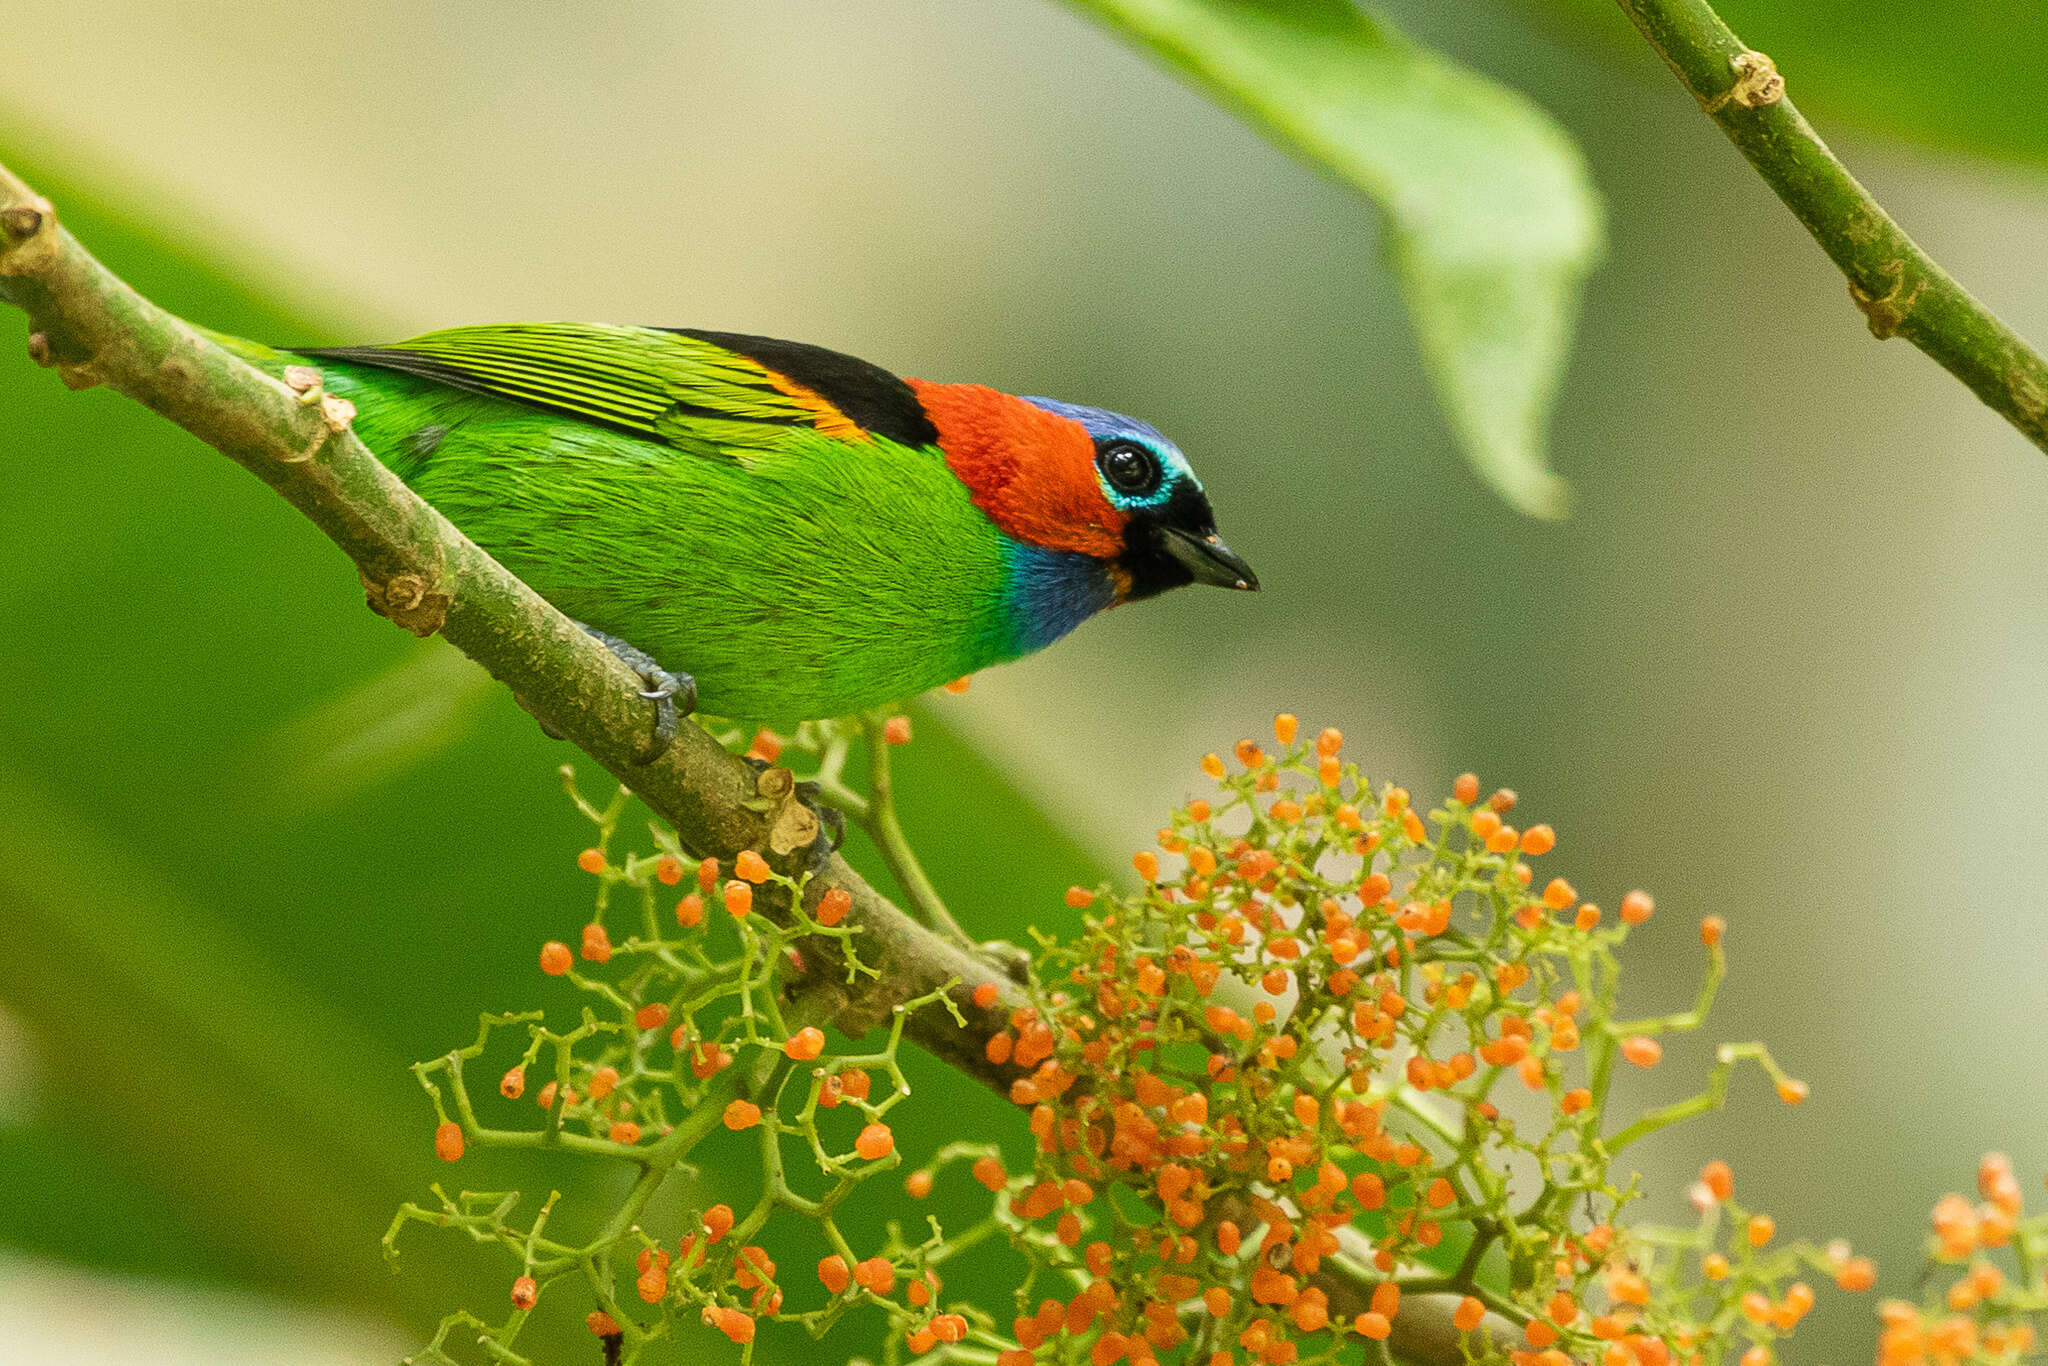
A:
[1529, 0, 2048, 167]
[1073, 0, 1604, 516]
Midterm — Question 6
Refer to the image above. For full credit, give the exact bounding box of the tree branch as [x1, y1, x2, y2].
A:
[0, 158, 1494, 1363]
[1614, 0, 2048, 450]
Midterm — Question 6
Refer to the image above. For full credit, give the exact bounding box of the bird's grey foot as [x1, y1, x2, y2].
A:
[574, 622, 697, 765]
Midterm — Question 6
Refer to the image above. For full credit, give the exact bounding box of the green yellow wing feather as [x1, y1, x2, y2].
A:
[298, 323, 890, 459]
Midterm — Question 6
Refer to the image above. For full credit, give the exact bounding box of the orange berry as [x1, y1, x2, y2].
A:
[1700, 915, 1725, 946]
[1134, 851, 1160, 881]
[1371, 1281, 1401, 1319]
[539, 941, 572, 975]
[1520, 825, 1556, 856]
[723, 879, 752, 916]
[587, 1311, 621, 1337]
[580, 922, 612, 962]
[1453, 1297, 1485, 1332]
[1776, 1078, 1810, 1105]
[1748, 1214, 1775, 1246]
[1703, 1253, 1730, 1280]
[905, 1170, 934, 1198]
[1609, 1271, 1650, 1306]
[1542, 877, 1576, 910]
[511, 1274, 538, 1309]
[1621, 1036, 1663, 1067]
[1702, 1160, 1734, 1201]
[856, 1122, 895, 1160]
[883, 715, 912, 745]
[1454, 772, 1480, 803]
[816, 886, 852, 926]
[1274, 713, 1299, 745]
[1355, 1312, 1392, 1340]
[1066, 885, 1096, 908]
[708, 1307, 755, 1344]
[943, 675, 973, 694]
[1426, 1178, 1455, 1208]
[609, 1120, 641, 1144]
[973, 1155, 1007, 1191]
[819, 1254, 851, 1294]
[576, 847, 606, 874]
[1201, 753, 1227, 779]
[675, 893, 705, 928]
[734, 849, 771, 883]
[1561, 1088, 1591, 1114]
[853, 1256, 895, 1295]
[1526, 1320, 1558, 1348]
[785, 1026, 826, 1061]
[1836, 1256, 1877, 1292]
[1619, 889, 1654, 924]
[636, 1002, 669, 1030]
[500, 1066, 525, 1099]
[972, 981, 1000, 1010]
[703, 1204, 735, 1242]
[723, 1099, 763, 1130]
[434, 1121, 464, 1162]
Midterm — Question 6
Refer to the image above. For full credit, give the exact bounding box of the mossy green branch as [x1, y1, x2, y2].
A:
[1615, 0, 2048, 450]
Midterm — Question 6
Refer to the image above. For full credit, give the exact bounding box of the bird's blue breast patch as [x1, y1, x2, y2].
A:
[1003, 540, 1118, 655]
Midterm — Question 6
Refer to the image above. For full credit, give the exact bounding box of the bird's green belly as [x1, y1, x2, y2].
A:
[336, 378, 1020, 722]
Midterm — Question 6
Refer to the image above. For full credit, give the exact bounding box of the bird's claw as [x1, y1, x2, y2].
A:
[571, 621, 696, 765]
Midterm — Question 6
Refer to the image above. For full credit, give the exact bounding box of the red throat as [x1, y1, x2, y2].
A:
[907, 379, 1125, 558]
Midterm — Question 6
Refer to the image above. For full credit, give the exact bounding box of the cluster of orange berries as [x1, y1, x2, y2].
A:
[953, 716, 1836, 1366]
[399, 759, 980, 1364]
[1878, 1155, 2045, 1366]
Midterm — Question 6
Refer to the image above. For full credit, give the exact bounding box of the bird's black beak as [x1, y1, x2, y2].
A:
[1161, 525, 1259, 592]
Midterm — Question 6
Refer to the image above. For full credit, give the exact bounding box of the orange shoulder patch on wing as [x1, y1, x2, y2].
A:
[907, 379, 1124, 557]
[762, 368, 871, 443]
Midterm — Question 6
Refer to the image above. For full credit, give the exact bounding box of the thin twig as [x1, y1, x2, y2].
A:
[1615, 0, 2048, 452]
[860, 711, 974, 948]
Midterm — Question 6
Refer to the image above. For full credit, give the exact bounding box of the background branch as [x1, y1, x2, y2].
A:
[1614, 0, 2048, 452]
[0, 158, 1496, 1363]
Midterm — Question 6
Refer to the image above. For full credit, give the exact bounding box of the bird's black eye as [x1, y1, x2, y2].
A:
[1098, 440, 1162, 497]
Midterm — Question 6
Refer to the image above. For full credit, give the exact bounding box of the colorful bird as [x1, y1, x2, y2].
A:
[249, 323, 1255, 730]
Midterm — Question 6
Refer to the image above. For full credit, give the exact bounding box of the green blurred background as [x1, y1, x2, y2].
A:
[3, 1, 2046, 1361]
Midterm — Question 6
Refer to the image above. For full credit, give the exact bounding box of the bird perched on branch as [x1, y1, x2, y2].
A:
[237, 323, 1256, 739]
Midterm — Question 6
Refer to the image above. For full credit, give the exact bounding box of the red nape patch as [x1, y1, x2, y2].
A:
[907, 379, 1125, 558]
